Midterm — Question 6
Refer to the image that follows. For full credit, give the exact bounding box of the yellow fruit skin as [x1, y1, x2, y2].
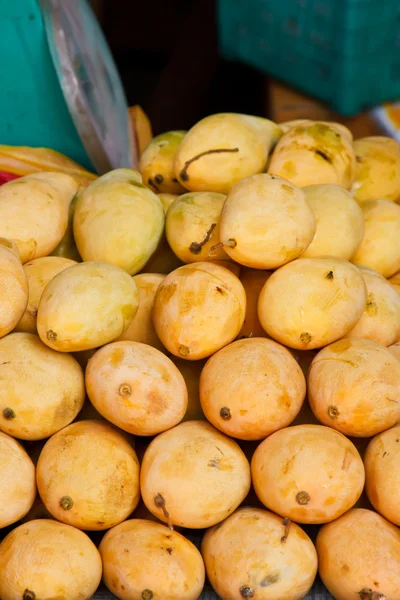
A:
[37, 420, 140, 530]
[0, 519, 102, 600]
[389, 341, 400, 360]
[302, 184, 365, 259]
[308, 338, 400, 437]
[258, 257, 367, 350]
[140, 420, 251, 528]
[100, 519, 205, 600]
[202, 507, 318, 600]
[219, 174, 316, 269]
[317, 509, 400, 600]
[166, 191, 228, 263]
[0, 332, 85, 440]
[117, 273, 165, 351]
[85, 341, 188, 436]
[251, 424, 365, 524]
[344, 266, 400, 346]
[365, 424, 400, 526]
[200, 338, 306, 440]
[352, 136, 400, 203]
[0, 238, 28, 338]
[0, 431, 36, 527]
[174, 113, 281, 194]
[0, 172, 77, 262]
[15, 256, 77, 334]
[352, 199, 400, 277]
[37, 261, 139, 352]
[139, 131, 187, 194]
[152, 262, 246, 360]
[74, 169, 165, 275]
[268, 122, 356, 188]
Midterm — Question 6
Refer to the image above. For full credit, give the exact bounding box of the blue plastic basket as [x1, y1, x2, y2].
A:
[218, 0, 400, 115]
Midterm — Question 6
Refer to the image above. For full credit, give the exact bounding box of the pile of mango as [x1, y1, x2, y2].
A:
[0, 113, 400, 600]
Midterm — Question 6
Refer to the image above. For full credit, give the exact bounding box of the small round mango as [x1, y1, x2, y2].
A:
[268, 121, 356, 189]
[139, 130, 187, 194]
[174, 113, 282, 193]
[219, 174, 315, 269]
[200, 338, 306, 440]
[0, 520, 102, 600]
[166, 191, 227, 262]
[202, 507, 317, 600]
[152, 262, 246, 360]
[308, 338, 400, 437]
[0, 172, 78, 262]
[251, 425, 365, 524]
[258, 257, 367, 349]
[37, 420, 140, 530]
[100, 519, 205, 600]
[0, 332, 85, 440]
[37, 261, 139, 352]
[74, 168, 165, 275]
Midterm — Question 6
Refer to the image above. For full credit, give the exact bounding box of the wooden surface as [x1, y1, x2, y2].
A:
[269, 80, 382, 136]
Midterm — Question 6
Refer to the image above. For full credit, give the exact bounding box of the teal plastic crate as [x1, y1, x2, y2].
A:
[218, 0, 400, 115]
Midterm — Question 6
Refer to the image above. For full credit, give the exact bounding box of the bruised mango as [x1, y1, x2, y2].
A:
[268, 121, 356, 189]
[37, 420, 140, 530]
[153, 262, 246, 360]
[86, 341, 188, 436]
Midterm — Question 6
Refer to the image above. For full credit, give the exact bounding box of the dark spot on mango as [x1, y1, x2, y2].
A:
[59, 496, 74, 510]
[220, 406, 231, 420]
[296, 491, 310, 505]
[154, 174, 164, 185]
[142, 589, 154, 599]
[46, 330, 57, 342]
[240, 586, 254, 598]
[3, 407, 15, 420]
[328, 405, 340, 419]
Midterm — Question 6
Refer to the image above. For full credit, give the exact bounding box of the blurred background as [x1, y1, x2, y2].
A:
[89, 0, 400, 138]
